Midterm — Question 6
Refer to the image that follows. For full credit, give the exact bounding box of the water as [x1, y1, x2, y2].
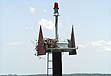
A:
[1, 74, 111, 76]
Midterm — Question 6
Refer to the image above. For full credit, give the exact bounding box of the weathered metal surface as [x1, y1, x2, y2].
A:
[56, 42, 68, 48]
[36, 26, 46, 56]
[46, 48, 77, 52]
[68, 26, 77, 55]
[53, 52, 62, 76]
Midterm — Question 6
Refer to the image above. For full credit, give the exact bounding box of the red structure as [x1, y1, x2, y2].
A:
[36, 25, 46, 56]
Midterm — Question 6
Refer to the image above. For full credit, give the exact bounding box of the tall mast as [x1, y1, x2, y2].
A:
[54, 2, 59, 39]
[52, 2, 62, 76]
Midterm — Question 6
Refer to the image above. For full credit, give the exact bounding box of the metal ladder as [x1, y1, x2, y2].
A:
[47, 53, 53, 76]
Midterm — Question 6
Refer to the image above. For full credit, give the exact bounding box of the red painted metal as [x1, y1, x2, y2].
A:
[36, 25, 46, 56]
[54, 2, 59, 8]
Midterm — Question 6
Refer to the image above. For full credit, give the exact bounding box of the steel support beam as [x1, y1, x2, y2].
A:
[52, 52, 62, 76]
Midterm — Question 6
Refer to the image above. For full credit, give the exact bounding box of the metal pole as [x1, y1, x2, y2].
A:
[55, 16, 58, 39]
[52, 2, 62, 76]
[47, 53, 49, 76]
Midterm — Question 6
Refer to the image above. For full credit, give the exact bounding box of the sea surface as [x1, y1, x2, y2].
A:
[1, 74, 111, 76]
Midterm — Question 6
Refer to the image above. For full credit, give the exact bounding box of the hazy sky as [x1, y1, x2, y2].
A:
[0, 0, 111, 75]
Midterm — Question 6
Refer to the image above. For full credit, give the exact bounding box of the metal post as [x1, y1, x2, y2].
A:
[55, 16, 58, 39]
[52, 2, 62, 76]
[47, 53, 49, 76]
[53, 52, 62, 76]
